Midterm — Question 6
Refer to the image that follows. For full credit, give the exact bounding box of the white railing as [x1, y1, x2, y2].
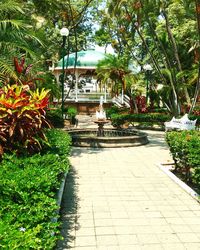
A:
[112, 94, 130, 108]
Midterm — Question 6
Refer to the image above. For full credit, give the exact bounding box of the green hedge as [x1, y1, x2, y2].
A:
[0, 129, 71, 249]
[105, 106, 126, 118]
[166, 130, 200, 184]
[110, 113, 200, 128]
[110, 113, 171, 128]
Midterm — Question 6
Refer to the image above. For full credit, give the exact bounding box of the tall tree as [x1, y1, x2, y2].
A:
[94, 0, 199, 115]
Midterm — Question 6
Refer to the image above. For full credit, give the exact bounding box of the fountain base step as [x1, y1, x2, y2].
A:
[66, 128, 149, 148]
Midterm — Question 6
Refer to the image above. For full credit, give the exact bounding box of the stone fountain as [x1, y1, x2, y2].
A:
[67, 96, 149, 147]
[94, 96, 109, 136]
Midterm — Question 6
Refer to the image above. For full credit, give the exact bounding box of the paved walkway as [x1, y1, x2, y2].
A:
[57, 116, 200, 250]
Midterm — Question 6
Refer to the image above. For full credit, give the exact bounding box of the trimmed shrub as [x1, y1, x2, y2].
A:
[111, 113, 171, 128]
[105, 106, 124, 118]
[166, 130, 200, 184]
[46, 108, 64, 128]
[0, 129, 71, 249]
[66, 107, 77, 118]
[66, 107, 78, 125]
[110, 113, 200, 129]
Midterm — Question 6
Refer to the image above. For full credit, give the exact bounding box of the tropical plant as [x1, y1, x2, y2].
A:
[0, 84, 51, 155]
[94, 0, 199, 116]
[97, 54, 140, 112]
[0, 0, 44, 82]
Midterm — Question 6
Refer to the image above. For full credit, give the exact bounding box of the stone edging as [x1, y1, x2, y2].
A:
[56, 171, 68, 208]
[51, 171, 68, 225]
[158, 163, 199, 202]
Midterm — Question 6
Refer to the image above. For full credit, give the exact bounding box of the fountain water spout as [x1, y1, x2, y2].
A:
[96, 96, 106, 120]
[94, 96, 108, 136]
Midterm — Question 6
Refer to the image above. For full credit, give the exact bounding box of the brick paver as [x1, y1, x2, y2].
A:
[57, 116, 200, 250]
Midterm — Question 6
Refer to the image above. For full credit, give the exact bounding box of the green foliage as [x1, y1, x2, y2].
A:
[166, 130, 200, 184]
[193, 106, 200, 116]
[44, 129, 71, 156]
[96, 54, 133, 95]
[46, 108, 64, 128]
[35, 72, 60, 101]
[0, 0, 44, 82]
[105, 105, 122, 118]
[94, 0, 199, 115]
[66, 106, 77, 118]
[0, 129, 71, 249]
[66, 106, 78, 125]
[110, 113, 171, 128]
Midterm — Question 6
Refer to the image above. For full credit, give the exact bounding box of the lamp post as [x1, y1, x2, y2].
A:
[143, 64, 152, 105]
[60, 27, 69, 117]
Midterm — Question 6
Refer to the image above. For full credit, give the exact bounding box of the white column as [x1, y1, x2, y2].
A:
[104, 82, 107, 103]
[55, 73, 59, 84]
[75, 71, 78, 102]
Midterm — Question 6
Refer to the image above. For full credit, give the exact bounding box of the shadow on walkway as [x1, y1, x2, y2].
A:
[56, 167, 79, 250]
[70, 146, 105, 158]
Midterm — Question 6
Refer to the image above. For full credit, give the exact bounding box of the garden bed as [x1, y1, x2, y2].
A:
[0, 129, 71, 249]
[159, 163, 199, 200]
[165, 130, 200, 198]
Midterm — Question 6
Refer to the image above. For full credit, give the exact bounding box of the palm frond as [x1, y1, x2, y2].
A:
[0, 58, 18, 82]
[0, 40, 36, 58]
[0, 0, 23, 14]
[0, 19, 31, 31]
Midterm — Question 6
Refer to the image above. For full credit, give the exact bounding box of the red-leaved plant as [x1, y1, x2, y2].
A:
[0, 84, 51, 156]
[5, 57, 43, 89]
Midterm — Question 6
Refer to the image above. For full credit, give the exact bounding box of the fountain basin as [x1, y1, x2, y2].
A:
[67, 128, 149, 148]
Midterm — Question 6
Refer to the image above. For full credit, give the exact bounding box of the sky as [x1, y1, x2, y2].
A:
[95, 44, 115, 54]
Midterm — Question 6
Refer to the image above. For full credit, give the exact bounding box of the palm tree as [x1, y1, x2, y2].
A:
[96, 54, 138, 112]
[102, 0, 198, 115]
[0, 0, 44, 82]
[97, 54, 131, 90]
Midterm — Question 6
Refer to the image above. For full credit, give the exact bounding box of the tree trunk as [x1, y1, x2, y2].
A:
[189, 0, 200, 114]
[135, 25, 180, 115]
[145, 13, 177, 88]
[162, 9, 191, 107]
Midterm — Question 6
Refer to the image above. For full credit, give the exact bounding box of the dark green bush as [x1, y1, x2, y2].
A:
[44, 129, 71, 156]
[189, 114, 200, 126]
[105, 106, 124, 118]
[111, 113, 171, 128]
[65, 107, 78, 125]
[66, 106, 77, 118]
[0, 129, 71, 249]
[110, 113, 199, 128]
[46, 108, 64, 128]
[166, 130, 200, 184]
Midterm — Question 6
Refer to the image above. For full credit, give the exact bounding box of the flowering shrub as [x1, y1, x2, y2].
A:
[0, 84, 51, 155]
[166, 130, 200, 183]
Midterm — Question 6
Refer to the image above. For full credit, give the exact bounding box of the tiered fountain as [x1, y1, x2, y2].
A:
[67, 97, 149, 148]
[94, 96, 109, 136]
